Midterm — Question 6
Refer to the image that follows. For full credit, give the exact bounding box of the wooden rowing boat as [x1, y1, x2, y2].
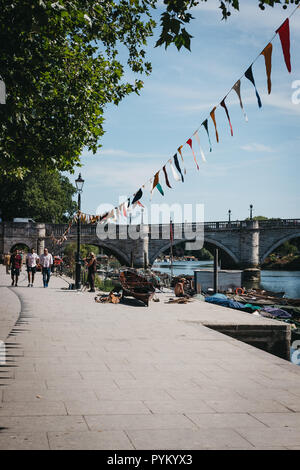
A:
[119, 270, 156, 307]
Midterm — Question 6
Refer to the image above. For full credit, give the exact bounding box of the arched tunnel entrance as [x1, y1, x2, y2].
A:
[152, 239, 238, 269]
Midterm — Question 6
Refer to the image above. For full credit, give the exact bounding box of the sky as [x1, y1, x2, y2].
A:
[67, 1, 300, 223]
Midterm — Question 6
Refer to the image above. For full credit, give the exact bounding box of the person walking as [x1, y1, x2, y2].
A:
[86, 252, 97, 292]
[4, 252, 11, 275]
[10, 249, 22, 287]
[39, 248, 53, 288]
[26, 248, 39, 287]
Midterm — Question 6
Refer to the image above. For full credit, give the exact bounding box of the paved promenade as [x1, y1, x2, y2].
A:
[0, 265, 300, 450]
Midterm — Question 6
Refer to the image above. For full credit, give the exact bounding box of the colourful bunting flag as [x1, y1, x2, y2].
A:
[245, 65, 262, 108]
[177, 145, 186, 175]
[156, 183, 164, 196]
[173, 153, 184, 182]
[193, 131, 206, 163]
[186, 138, 199, 170]
[152, 171, 159, 191]
[202, 119, 212, 152]
[163, 165, 172, 188]
[169, 159, 181, 181]
[220, 99, 233, 136]
[132, 188, 143, 205]
[261, 43, 273, 94]
[232, 80, 248, 122]
[210, 107, 219, 142]
[276, 18, 291, 73]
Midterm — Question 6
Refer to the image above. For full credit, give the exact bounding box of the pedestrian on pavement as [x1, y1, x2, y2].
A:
[39, 248, 53, 288]
[4, 252, 11, 275]
[10, 249, 22, 287]
[26, 248, 39, 287]
[86, 252, 97, 292]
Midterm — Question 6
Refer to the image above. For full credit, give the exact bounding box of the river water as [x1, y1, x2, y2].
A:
[152, 260, 300, 299]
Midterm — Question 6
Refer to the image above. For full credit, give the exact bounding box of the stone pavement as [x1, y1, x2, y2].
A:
[0, 265, 300, 450]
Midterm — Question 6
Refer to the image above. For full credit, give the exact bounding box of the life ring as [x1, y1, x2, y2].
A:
[235, 287, 244, 295]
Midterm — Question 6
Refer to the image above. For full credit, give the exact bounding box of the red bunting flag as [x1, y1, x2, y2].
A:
[276, 18, 291, 73]
[220, 99, 233, 137]
[186, 138, 199, 170]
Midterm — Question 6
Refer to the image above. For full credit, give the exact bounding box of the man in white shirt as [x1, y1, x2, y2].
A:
[26, 248, 39, 287]
[39, 248, 53, 288]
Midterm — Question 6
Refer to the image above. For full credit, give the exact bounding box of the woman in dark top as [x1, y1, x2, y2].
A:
[86, 252, 96, 292]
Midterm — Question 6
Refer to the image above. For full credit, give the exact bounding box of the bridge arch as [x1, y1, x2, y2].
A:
[260, 232, 300, 264]
[10, 242, 31, 254]
[82, 239, 130, 267]
[149, 236, 239, 266]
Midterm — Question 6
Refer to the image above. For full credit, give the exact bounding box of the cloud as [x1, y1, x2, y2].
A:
[240, 143, 274, 153]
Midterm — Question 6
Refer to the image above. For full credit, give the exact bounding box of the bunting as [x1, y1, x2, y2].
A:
[220, 99, 233, 137]
[169, 159, 181, 181]
[233, 80, 248, 122]
[210, 107, 219, 143]
[173, 153, 184, 182]
[163, 165, 172, 188]
[261, 43, 273, 94]
[245, 65, 262, 108]
[276, 18, 291, 73]
[194, 131, 206, 163]
[202, 119, 212, 152]
[132, 188, 143, 205]
[186, 138, 199, 170]
[177, 145, 187, 175]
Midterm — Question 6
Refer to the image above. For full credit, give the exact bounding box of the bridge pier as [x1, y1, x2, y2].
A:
[36, 223, 46, 255]
[239, 220, 261, 289]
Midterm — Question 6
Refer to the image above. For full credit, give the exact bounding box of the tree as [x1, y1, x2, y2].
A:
[0, 1, 154, 177]
[0, 169, 77, 222]
[0, 1, 296, 177]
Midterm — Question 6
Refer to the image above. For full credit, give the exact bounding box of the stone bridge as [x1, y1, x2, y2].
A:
[1, 218, 300, 270]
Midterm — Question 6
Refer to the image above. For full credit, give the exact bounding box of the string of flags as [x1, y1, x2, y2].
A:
[52, 7, 299, 246]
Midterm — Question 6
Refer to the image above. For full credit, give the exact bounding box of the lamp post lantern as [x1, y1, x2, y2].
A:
[75, 173, 84, 289]
[228, 209, 231, 223]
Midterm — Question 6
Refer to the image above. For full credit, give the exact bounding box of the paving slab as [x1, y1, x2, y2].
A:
[84, 413, 198, 431]
[126, 428, 254, 450]
[47, 430, 134, 450]
[0, 266, 299, 450]
[0, 432, 49, 450]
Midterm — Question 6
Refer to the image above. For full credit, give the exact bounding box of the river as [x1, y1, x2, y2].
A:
[152, 260, 300, 299]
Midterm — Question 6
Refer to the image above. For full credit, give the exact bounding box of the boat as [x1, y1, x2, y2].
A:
[119, 270, 156, 307]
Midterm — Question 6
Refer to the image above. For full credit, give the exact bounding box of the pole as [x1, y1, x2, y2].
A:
[213, 248, 218, 294]
[170, 218, 174, 278]
[75, 192, 81, 289]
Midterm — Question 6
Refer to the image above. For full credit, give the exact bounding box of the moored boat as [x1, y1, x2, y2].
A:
[119, 270, 156, 307]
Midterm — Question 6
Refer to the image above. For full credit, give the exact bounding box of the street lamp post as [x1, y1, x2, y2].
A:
[228, 209, 231, 223]
[250, 204, 253, 221]
[75, 173, 85, 290]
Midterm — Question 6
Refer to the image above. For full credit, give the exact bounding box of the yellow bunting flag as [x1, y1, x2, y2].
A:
[210, 107, 219, 143]
[261, 43, 273, 94]
[177, 145, 186, 175]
